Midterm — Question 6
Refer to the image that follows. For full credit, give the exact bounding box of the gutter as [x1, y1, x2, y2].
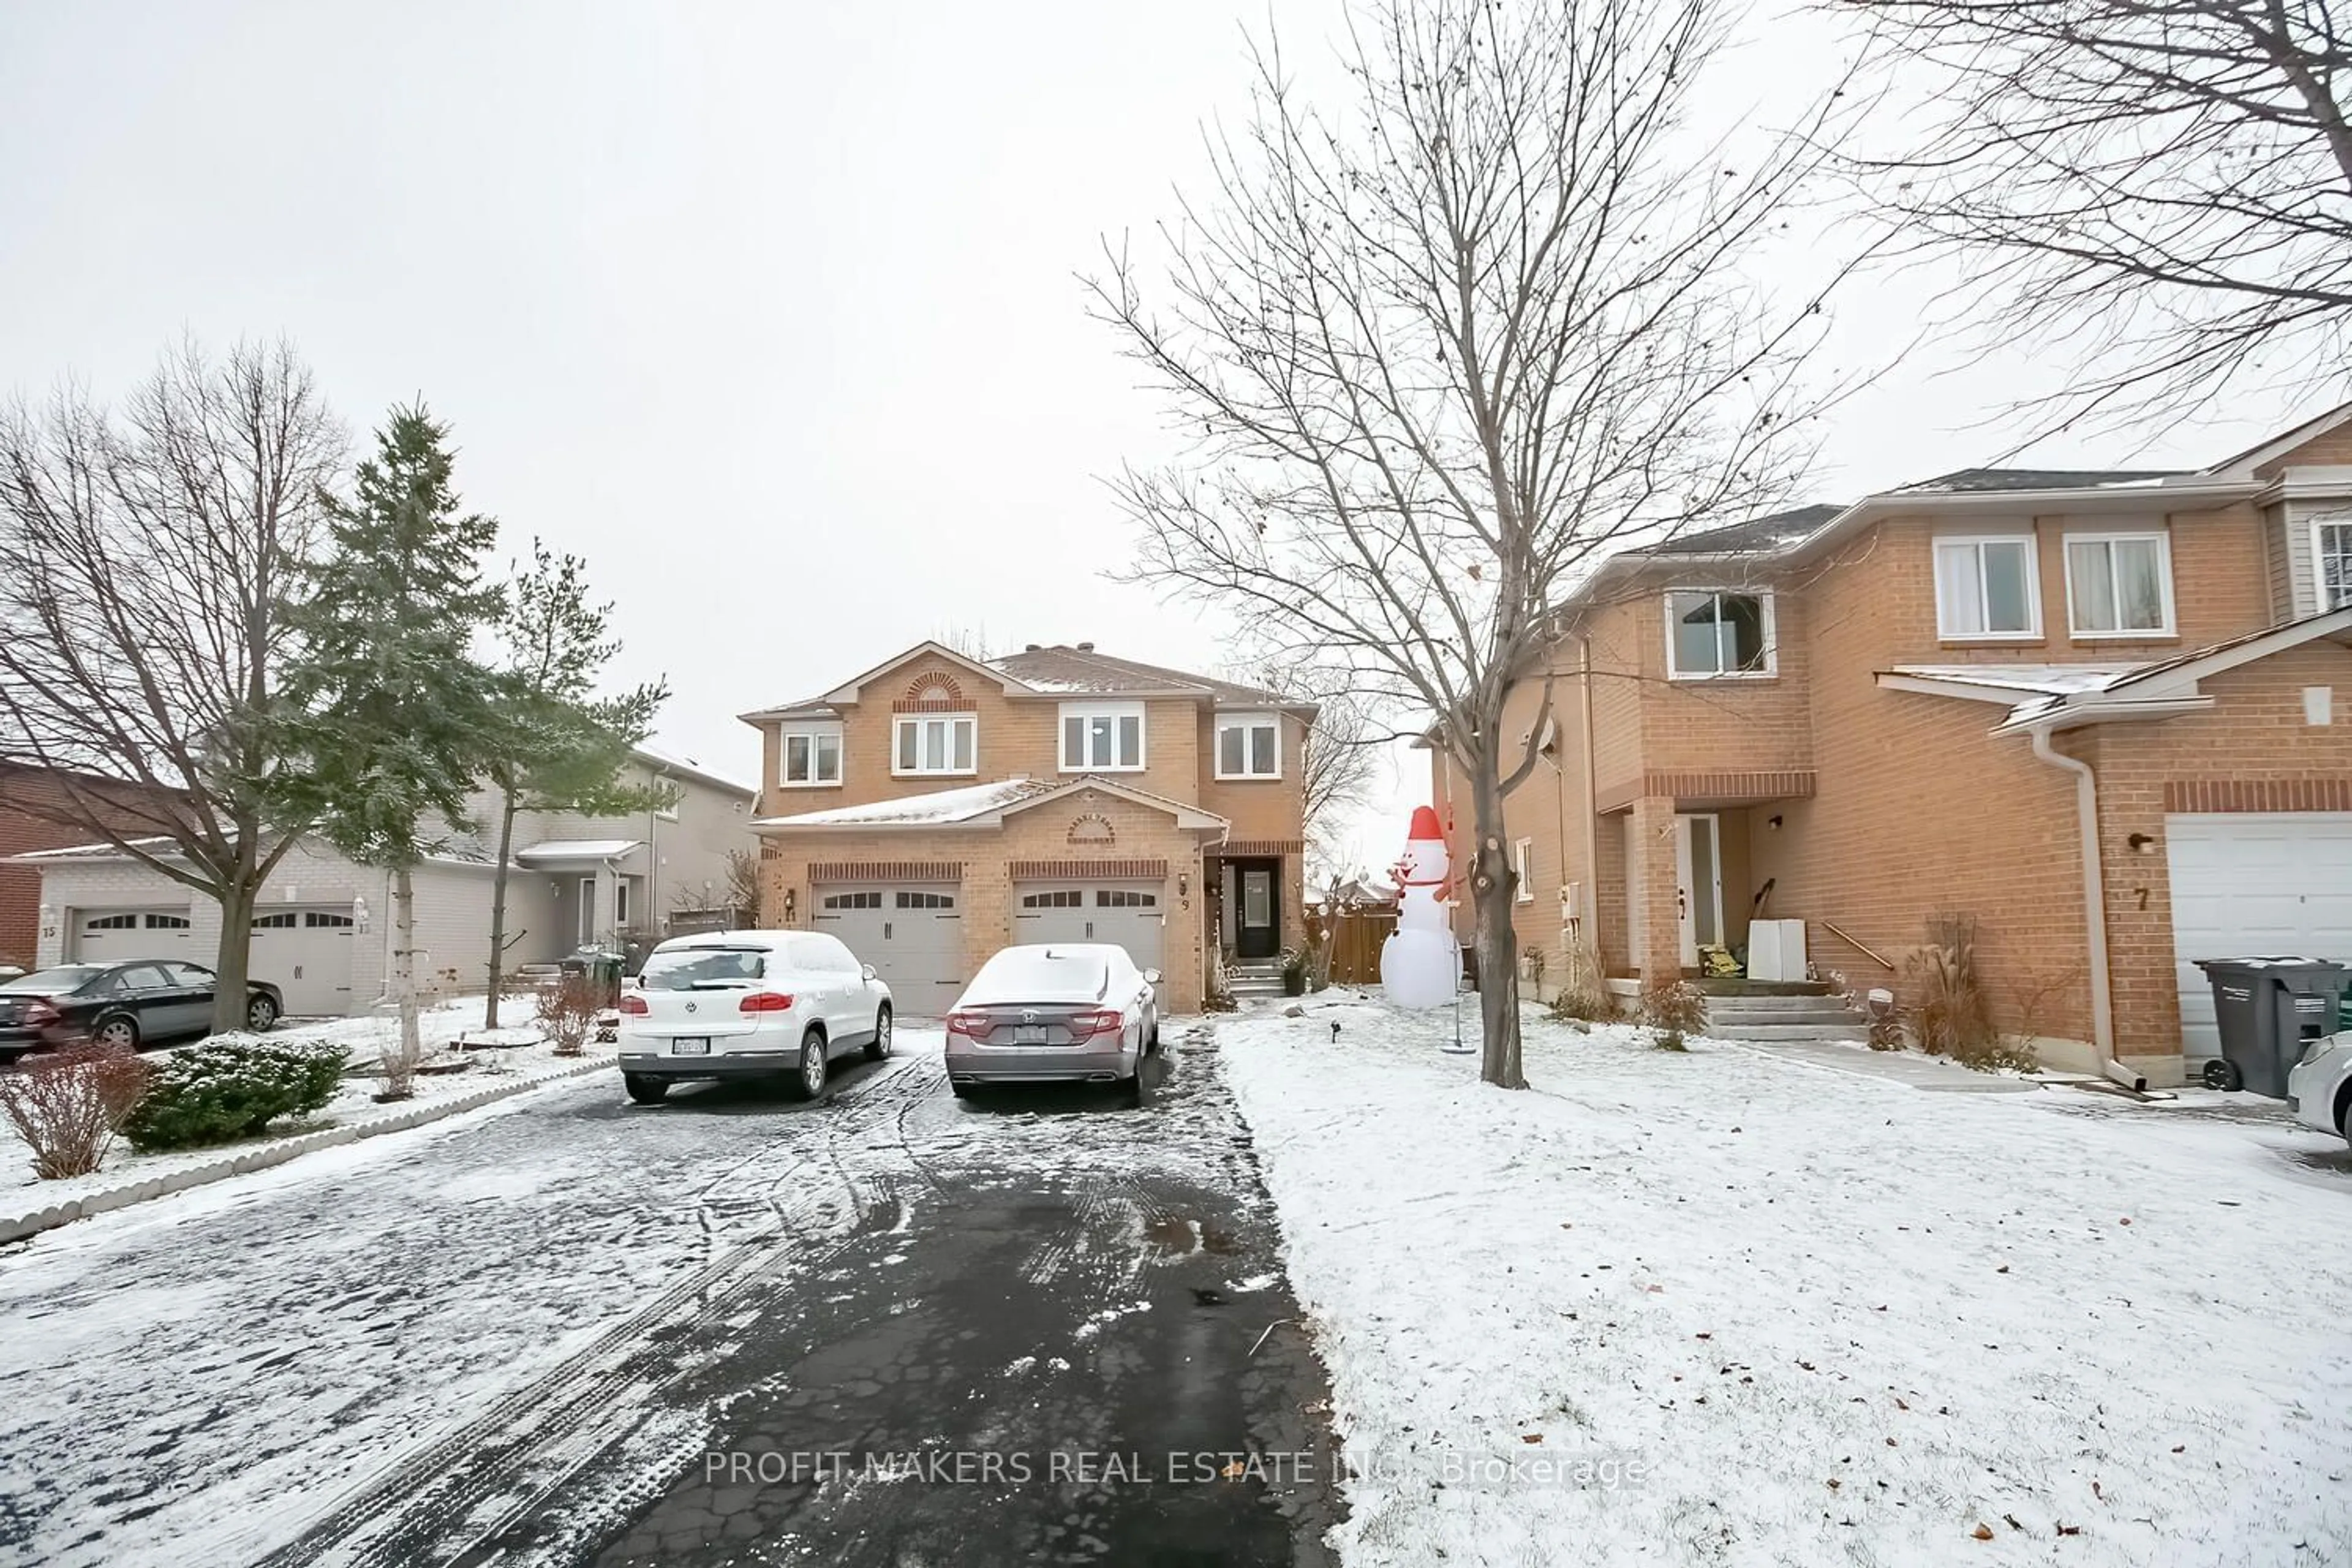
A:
[2026, 726, 2146, 1091]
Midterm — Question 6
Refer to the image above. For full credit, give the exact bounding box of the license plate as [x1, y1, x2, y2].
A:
[1016, 1025, 1047, 1044]
[671, 1037, 711, 1055]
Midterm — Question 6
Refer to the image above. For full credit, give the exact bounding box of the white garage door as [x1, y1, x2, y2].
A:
[1013, 884, 1166, 974]
[250, 908, 359, 1016]
[814, 886, 963, 1015]
[2168, 813, 2352, 1061]
[73, 909, 194, 962]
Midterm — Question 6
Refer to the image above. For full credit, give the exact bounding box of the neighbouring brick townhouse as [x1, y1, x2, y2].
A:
[0, 763, 187, 971]
[1438, 402, 2352, 1088]
[742, 641, 1314, 1014]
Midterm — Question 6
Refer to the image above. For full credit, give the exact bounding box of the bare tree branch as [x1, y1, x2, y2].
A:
[1837, 0, 2352, 436]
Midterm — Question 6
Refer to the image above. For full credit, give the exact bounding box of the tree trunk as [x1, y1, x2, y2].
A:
[1468, 766, 1526, 1089]
[483, 790, 519, 1029]
[393, 862, 420, 1065]
[211, 864, 258, 1036]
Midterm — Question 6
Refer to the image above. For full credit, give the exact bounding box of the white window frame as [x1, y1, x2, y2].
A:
[1513, 837, 1534, 903]
[1662, 588, 1778, 679]
[1058, 701, 1147, 772]
[1214, 712, 1283, 780]
[2062, 530, 2176, 638]
[2314, 516, 2352, 612]
[577, 876, 597, 945]
[893, 714, 977, 777]
[1933, 535, 2042, 641]
[780, 724, 845, 788]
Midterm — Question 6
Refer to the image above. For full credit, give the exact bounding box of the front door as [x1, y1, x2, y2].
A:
[1674, 814, 1724, 970]
[1238, 865, 1279, 960]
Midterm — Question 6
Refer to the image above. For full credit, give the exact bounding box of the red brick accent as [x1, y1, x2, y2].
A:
[894, 671, 970, 712]
[807, 861, 963, 883]
[1008, 859, 1169, 880]
[0, 763, 186, 968]
[1594, 770, 1817, 812]
[1216, 839, 1304, 857]
[2164, 778, 2352, 813]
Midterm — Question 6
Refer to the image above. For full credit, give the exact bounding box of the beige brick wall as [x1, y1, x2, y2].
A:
[756, 790, 1213, 1010]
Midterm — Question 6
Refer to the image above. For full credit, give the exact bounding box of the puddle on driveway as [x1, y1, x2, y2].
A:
[1142, 1215, 1243, 1256]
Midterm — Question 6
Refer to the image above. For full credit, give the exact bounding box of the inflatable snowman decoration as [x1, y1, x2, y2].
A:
[1379, 805, 1459, 1008]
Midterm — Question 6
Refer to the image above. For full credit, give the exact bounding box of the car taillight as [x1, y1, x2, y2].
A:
[1074, 1009, 1123, 1038]
[23, 1001, 58, 1027]
[739, 992, 797, 1013]
[617, 993, 649, 1016]
[946, 1009, 990, 1038]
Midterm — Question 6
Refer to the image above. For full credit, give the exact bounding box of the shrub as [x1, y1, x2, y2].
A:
[540, 974, 600, 1057]
[1547, 987, 1619, 1023]
[0, 1044, 151, 1178]
[123, 1039, 349, 1152]
[1637, 978, 1708, 1052]
[1910, 914, 1997, 1061]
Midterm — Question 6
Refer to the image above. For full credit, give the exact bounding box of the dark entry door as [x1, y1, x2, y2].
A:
[1237, 866, 1278, 959]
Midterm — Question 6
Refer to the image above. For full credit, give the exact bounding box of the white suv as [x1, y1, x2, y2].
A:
[616, 930, 893, 1105]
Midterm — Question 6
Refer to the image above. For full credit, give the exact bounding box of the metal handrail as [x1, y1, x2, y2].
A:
[1820, 920, 1896, 973]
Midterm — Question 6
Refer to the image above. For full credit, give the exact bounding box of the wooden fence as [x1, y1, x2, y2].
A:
[1321, 908, 1396, 986]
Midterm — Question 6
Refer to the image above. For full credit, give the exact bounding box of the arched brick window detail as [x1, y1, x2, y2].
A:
[894, 669, 974, 714]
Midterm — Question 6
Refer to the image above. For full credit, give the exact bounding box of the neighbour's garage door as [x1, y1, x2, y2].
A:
[250, 908, 359, 1016]
[2168, 813, 2352, 1060]
[1013, 884, 1166, 974]
[73, 909, 194, 962]
[814, 886, 963, 1015]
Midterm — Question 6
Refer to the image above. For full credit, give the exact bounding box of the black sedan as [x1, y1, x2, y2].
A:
[0, 962, 282, 1060]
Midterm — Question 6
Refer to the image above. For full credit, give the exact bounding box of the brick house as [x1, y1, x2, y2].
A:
[0, 763, 191, 971]
[1439, 404, 2352, 1087]
[742, 641, 1314, 1014]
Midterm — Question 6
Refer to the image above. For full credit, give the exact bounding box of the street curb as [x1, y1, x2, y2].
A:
[0, 1057, 612, 1245]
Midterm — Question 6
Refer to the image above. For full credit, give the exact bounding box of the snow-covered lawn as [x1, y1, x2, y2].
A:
[1220, 997, 2352, 1568]
[1, 995, 611, 1202]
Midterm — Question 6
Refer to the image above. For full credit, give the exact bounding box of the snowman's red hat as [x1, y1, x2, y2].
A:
[1407, 805, 1442, 842]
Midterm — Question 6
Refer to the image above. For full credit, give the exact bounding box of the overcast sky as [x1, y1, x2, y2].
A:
[0, 2, 2314, 877]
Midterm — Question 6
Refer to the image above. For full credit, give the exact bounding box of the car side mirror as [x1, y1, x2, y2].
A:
[861, 963, 878, 982]
[1142, 968, 1162, 986]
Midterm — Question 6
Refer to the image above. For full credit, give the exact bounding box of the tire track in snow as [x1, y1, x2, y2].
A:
[248, 1053, 938, 1568]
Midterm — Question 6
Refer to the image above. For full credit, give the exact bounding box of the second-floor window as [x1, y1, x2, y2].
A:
[1061, 703, 1145, 771]
[2318, 518, 2352, 611]
[895, 714, 975, 775]
[1216, 713, 1282, 778]
[1666, 590, 1774, 677]
[2065, 532, 2173, 636]
[1934, 536, 2039, 639]
[782, 727, 843, 787]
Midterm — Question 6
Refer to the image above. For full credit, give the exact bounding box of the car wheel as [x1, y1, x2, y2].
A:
[949, 1079, 979, 1101]
[865, 1005, 893, 1063]
[2203, 1058, 2243, 1092]
[1148, 1011, 1161, 1055]
[93, 1014, 140, 1052]
[1124, 1069, 1148, 1109]
[623, 1072, 670, 1106]
[788, 1030, 829, 1101]
[2336, 1083, 2352, 1147]
[246, 993, 279, 1032]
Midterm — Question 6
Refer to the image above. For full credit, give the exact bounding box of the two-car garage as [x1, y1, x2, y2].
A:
[69, 904, 358, 1016]
[810, 877, 1171, 1016]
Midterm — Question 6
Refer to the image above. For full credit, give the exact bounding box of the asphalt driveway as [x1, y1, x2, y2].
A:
[0, 1027, 1340, 1567]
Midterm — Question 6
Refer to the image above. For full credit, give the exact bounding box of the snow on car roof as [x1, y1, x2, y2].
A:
[961, 946, 1111, 1004]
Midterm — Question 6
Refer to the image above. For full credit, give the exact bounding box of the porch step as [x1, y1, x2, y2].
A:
[1716, 1021, 1871, 1044]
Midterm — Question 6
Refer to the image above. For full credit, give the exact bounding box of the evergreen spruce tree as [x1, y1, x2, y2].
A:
[281, 405, 503, 1089]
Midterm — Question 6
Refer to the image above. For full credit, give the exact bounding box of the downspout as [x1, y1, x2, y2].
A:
[2027, 726, 2146, 1091]
[1578, 636, 1600, 930]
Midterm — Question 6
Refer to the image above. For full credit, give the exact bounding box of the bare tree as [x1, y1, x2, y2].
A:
[0, 341, 342, 1031]
[1839, 0, 2352, 431]
[1091, 0, 1842, 1086]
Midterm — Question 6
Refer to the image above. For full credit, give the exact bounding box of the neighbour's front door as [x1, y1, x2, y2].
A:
[1674, 815, 1724, 970]
[1238, 867, 1278, 960]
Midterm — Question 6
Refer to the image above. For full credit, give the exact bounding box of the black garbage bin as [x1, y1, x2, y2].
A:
[2193, 957, 2348, 1096]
